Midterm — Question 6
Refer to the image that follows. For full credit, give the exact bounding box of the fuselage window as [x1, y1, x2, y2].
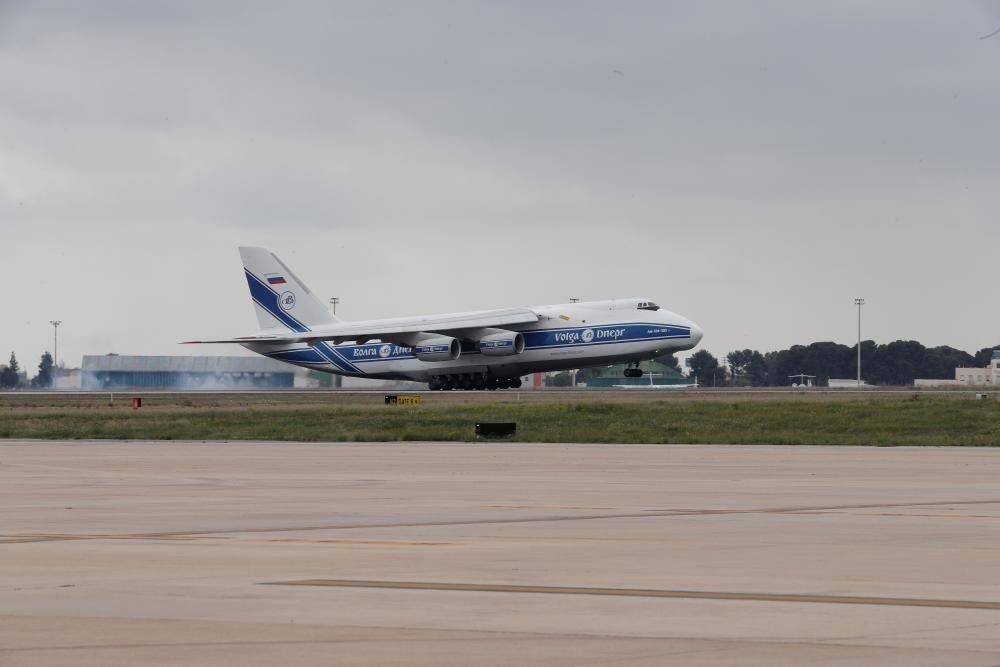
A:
[638, 301, 660, 311]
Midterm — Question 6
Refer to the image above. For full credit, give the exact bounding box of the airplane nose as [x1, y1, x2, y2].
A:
[689, 322, 703, 346]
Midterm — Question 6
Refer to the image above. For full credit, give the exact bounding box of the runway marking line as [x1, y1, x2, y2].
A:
[262, 579, 1000, 611]
[263, 538, 455, 546]
[6, 499, 1000, 544]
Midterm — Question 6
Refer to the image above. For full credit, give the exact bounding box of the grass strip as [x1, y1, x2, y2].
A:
[2, 396, 998, 445]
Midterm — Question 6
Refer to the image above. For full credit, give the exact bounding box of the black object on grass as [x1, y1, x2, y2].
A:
[475, 422, 517, 438]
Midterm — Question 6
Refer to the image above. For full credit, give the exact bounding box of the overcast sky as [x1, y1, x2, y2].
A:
[3, 1, 999, 372]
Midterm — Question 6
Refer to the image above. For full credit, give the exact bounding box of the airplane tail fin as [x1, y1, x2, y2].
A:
[238, 246, 339, 333]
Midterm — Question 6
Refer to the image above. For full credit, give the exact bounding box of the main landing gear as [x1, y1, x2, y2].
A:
[427, 374, 523, 391]
[623, 363, 644, 378]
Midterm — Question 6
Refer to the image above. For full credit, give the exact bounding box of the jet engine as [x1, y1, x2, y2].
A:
[476, 329, 525, 357]
[412, 335, 461, 362]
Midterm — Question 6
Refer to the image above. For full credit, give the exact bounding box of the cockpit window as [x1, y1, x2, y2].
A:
[637, 301, 660, 311]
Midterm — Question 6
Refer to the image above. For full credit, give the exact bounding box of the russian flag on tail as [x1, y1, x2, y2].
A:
[266, 275, 287, 285]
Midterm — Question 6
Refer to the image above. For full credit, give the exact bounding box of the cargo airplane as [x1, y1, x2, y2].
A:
[185, 247, 703, 390]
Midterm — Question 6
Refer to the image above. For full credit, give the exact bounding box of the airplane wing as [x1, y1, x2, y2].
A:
[184, 307, 541, 345]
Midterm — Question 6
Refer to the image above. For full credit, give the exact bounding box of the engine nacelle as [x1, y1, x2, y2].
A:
[412, 336, 461, 362]
[477, 329, 525, 357]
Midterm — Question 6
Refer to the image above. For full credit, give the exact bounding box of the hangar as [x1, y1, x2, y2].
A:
[584, 358, 689, 387]
[81, 355, 294, 389]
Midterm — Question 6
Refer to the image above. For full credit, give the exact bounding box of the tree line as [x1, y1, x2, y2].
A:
[687, 341, 1000, 387]
[1, 351, 54, 389]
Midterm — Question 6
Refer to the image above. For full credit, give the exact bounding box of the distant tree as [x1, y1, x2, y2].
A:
[763, 340, 984, 386]
[34, 351, 54, 388]
[922, 346, 974, 379]
[766, 346, 806, 386]
[800, 342, 853, 385]
[726, 349, 769, 387]
[745, 351, 769, 386]
[1, 352, 20, 389]
[688, 350, 723, 387]
[764, 341, 861, 386]
[973, 345, 1000, 367]
[654, 353, 681, 372]
[866, 340, 927, 385]
[726, 350, 753, 384]
[693, 340, 991, 388]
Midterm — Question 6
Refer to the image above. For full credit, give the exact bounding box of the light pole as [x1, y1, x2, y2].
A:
[854, 298, 865, 387]
[330, 297, 340, 315]
[49, 320, 62, 377]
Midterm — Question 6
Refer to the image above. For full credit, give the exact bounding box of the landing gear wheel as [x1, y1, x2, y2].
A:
[497, 377, 511, 390]
[474, 375, 486, 390]
[460, 375, 474, 390]
[511, 377, 522, 389]
[427, 376, 440, 391]
[486, 377, 498, 390]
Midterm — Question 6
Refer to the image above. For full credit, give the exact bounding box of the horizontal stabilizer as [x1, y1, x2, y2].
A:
[182, 335, 293, 345]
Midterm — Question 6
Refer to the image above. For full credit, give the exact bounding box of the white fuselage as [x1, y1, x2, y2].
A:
[243, 298, 702, 382]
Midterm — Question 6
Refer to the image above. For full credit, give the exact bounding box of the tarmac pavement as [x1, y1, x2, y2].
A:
[2, 440, 999, 666]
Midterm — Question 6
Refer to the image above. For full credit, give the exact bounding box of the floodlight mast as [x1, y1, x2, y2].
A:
[49, 320, 62, 376]
[854, 298, 865, 387]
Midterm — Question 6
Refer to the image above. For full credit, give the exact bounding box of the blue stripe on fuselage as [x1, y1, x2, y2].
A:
[262, 323, 691, 370]
[316, 341, 362, 373]
[520, 323, 690, 351]
[263, 348, 326, 364]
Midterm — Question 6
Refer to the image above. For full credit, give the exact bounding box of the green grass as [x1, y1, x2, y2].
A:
[2, 396, 999, 445]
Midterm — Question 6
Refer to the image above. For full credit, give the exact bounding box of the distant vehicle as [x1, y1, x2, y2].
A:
[185, 247, 703, 390]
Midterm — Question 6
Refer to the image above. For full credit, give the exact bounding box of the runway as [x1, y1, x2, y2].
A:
[3, 441, 1000, 665]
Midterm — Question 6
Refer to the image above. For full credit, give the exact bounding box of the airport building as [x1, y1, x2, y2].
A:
[828, 379, 875, 389]
[954, 351, 1000, 385]
[81, 355, 295, 389]
[914, 350, 1000, 387]
[585, 359, 690, 387]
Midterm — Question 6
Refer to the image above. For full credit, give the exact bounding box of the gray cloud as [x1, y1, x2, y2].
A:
[3, 2, 999, 373]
